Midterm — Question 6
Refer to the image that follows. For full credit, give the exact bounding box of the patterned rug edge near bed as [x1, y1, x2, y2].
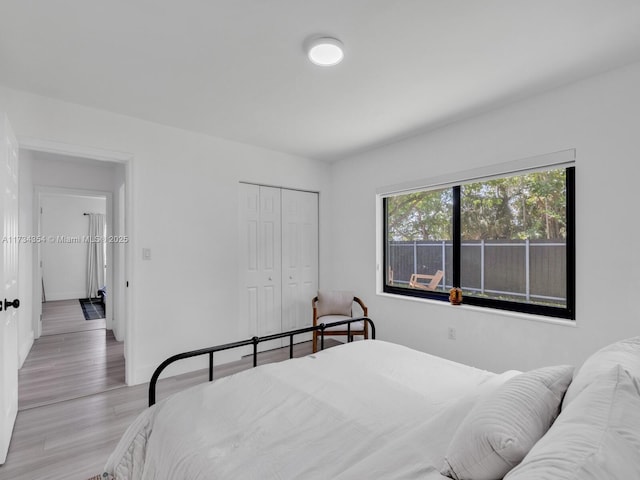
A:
[87, 475, 103, 480]
[79, 298, 105, 320]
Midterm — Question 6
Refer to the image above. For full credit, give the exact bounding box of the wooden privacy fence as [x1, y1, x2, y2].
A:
[388, 240, 566, 304]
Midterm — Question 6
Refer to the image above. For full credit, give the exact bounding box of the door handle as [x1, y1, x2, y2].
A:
[4, 298, 20, 310]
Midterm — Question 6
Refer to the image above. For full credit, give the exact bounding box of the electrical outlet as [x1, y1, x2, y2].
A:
[448, 327, 456, 340]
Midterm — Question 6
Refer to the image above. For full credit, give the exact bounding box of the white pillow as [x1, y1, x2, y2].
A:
[562, 336, 640, 409]
[504, 365, 640, 480]
[441, 365, 573, 480]
[316, 290, 354, 317]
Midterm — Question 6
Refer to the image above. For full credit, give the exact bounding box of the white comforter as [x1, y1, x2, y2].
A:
[105, 340, 518, 479]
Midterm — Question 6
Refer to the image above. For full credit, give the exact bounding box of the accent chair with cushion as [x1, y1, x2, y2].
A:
[312, 290, 368, 353]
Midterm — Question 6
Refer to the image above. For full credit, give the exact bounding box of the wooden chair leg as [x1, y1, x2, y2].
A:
[312, 331, 318, 353]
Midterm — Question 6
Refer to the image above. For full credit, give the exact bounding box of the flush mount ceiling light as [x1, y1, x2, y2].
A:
[307, 37, 344, 66]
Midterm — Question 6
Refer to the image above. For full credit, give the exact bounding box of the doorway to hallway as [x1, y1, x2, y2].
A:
[17, 150, 128, 410]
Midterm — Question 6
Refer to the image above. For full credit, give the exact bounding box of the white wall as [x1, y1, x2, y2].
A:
[328, 60, 640, 373]
[17, 149, 34, 367]
[32, 152, 117, 192]
[40, 194, 106, 301]
[0, 84, 331, 384]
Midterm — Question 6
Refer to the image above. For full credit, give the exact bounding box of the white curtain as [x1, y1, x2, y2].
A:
[87, 213, 106, 298]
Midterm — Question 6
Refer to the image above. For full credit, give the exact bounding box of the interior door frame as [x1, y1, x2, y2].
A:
[36, 187, 113, 329]
[17, 137, 136, 385]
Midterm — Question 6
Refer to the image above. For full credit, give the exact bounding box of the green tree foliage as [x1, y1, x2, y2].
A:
[386, 188, 452, 241]
[387, 169, 566, 242]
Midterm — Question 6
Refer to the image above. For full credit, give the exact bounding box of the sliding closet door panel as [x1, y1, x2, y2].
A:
[258, 187, 282, 339]
[239, 183, 260, 340]
[238, 184, 283, 351]
[281, 189, 318, 335]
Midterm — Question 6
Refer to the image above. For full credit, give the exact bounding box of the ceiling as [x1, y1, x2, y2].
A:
[1, 1, 640, 162]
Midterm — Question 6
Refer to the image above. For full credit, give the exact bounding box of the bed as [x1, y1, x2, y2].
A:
[104, 321, 640, 480]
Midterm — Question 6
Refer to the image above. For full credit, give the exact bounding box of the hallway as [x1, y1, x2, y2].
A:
[18, 300, 125, 410]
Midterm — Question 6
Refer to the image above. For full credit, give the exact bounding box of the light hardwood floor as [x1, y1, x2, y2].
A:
[1, 315, 338, 480]
[41, 299, 105, 336]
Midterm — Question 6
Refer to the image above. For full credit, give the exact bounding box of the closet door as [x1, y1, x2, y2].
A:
[281, 190, 318, 337]
[238, 184, 282, 347]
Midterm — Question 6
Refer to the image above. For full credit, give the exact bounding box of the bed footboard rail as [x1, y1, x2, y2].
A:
[148, 317, 375, 406]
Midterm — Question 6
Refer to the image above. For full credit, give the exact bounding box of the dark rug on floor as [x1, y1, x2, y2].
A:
[79, 298, 105, 320]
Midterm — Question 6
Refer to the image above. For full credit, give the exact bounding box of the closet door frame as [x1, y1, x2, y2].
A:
[238, 183, 318, 351]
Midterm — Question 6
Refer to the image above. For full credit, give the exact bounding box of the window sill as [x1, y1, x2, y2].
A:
[376, 291, 577, 328]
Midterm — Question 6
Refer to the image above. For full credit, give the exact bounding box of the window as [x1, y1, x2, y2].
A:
[383, 166, 575, 319]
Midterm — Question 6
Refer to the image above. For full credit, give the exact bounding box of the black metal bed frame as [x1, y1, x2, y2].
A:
[148, 317, 376, 406]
